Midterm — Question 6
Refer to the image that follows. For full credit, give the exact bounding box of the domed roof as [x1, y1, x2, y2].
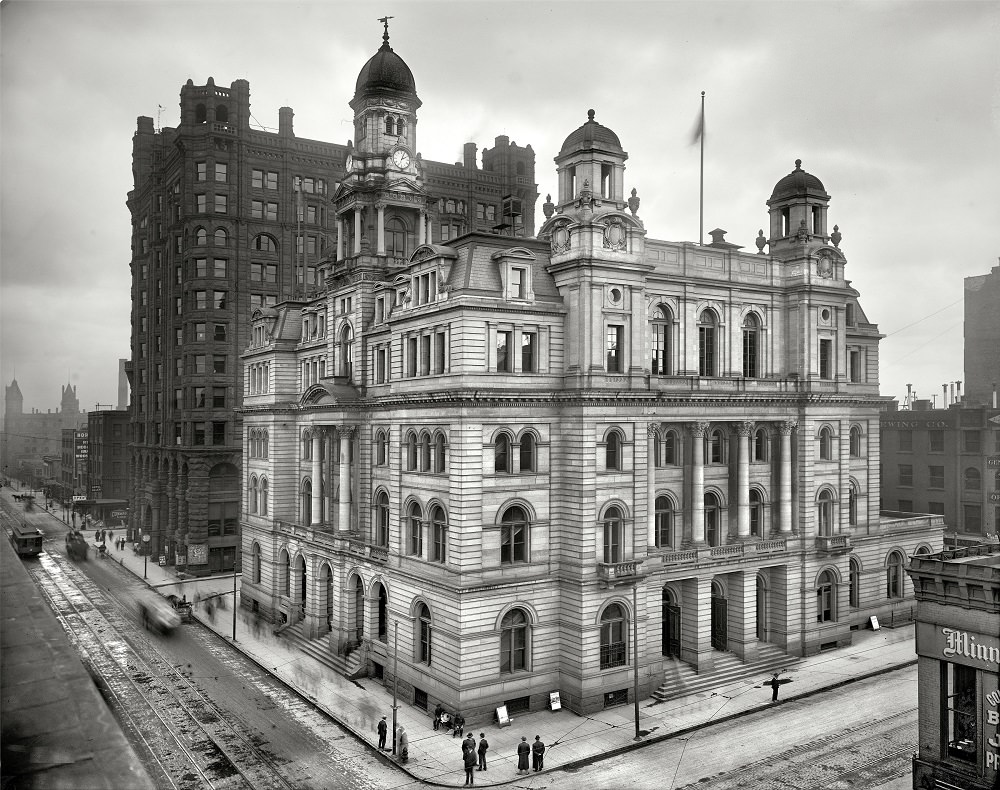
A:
[770, 159, 829, 202]
[559, 110, 623, 156]
[354, 33, 418, 103]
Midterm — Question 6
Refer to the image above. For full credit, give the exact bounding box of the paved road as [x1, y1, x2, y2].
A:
[533, 667, 916, 790]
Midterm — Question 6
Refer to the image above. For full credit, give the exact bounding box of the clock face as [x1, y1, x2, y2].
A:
[392, 149, 411, 169]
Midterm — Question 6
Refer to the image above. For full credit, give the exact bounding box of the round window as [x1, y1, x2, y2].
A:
[610, 288, 622, 304]
[821, 308, 831, 321]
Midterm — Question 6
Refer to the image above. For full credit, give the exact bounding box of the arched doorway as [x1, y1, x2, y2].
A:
[375, 582, 388, 642]
[756, 574, 768, 641]
[352, 576, 364, 646]
[662, 587, 680, 658]
[294, 555, 306, 621]
[321, 563, 333, 632]
[710, 580, 728, 651]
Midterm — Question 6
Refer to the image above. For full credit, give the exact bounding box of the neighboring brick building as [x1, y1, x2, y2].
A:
[964, 263, 1000, 408]
[237, 30, 943, 719]
[907, 543, 1000, 790]
[86, 410, 130, 500]
[126, 24, 537, 575]
[881, 402, 1000, 544]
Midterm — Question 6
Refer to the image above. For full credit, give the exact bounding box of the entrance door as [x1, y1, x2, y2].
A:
[353, 577, 364, 644]
[756, 576, 767, 641]
[663, 603, 681, 658]
[711, 594, 728, 651]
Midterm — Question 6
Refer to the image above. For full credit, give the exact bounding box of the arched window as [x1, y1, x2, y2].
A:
[249, 475, 259, 514]
[663, 430, 677, 465]
[848, 481, 858, 526]
[849, 557, 861, 608]
[434, 432, 447, 473]
[195, 103, 206, 123]
[417, 603, 431, 664]
[500, 608, 529, 673]
[407, 501, 423, 556]
[651, 306, 671, 375]
[817, 570, 836, 622]
[606, 430, 623, 471]
[753, 429, 768, 462]
[253, 234, 277, 252]
[280, 549, 290, 596]
[818, 488, 835, 536]
[849, 426, 863, 458]
[819, 427, 833, 461]
[742, 313, 760, 378]
[195, 226, 208, 245]
[386, 218, 406, 258]
[340, 325, 354, 380]
[886, 551, 905, 599]
[698, 310, 718, 377]
[216, 104, 229, 123]
[749, 488, 764, 536]
[251, 542, 261, 584]
[419, 431, 432, 472]
[385, 115, 395, 135]
[501, 505, 528, 564]
[519, 433, 535, 473]
[431, 505, 447, 563]
[406, 432, 418, 471]
[260, 478, 268, 515]
[705, 492, 722, 546]
[494, 433, 511, 473]
[376, 429, 388, 466]
[261, 430, 269, 458]
[375, 491, 390, 547]
[964, 468, 981, 491]
[377, 584, 388, 642]
[600, 603, 627, 669]
[655, 495, 674, 548]
[515, 161, 525, 176]
[300, 479, 312, 526]
[602, 506, 624, 563]
[214, 228, 228, 247]
[708, 429, 726, 464]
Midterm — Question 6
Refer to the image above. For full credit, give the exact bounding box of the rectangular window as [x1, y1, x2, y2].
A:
[419, 334, 431, 377]
[265, 202, 278, 221]
[898, 430, 912, 452]
[929, 465, 945, 489]
[194, 258, 208, 277]
[196, 194, 207, 213]
[193, 386, 206, 407]
[214, 194, 227, 213]
[306, 205, 317, 224]
[898, 499, 913, 512]
[521, 332, 536, 373]
[173, 389, 183, 409]
[407, 336, 417, 378]
[215, 162, 227, 183]
[212, 387, 226, 408]
[963, 431, 981, 453]
[435, 331, 446, 374]
[606, 325, 624, 373]
[963, 504, 982, 534]
[928, 501, 945, 515]
[193, 422, 206, 445]
[929, 430, 945, 452]
[251, 169, 264, 189]
[213, 355, 227, 374]
[944, 662, 977, 761]
[510, 267, 525, 299]
[196, 161, 207, 181]
[251, 200, 264, 219]
[266, 171, 277, 190]
[497, 330, 512, 373]
[193, 322, 206, 342]
[849, 349, 861, 382]
[212, 422, 226, 445]
[175, 296, 183, 315]
[376, 348, 387, 384]
[819, 338, 832, 379]
[899, 464, 913, 487]
[213, 258, 227, 278]
[698, 325, 715, 376]
[214, 290, 227, 309]
[192, 356, 206, 374]
[213, 323, 227, 342]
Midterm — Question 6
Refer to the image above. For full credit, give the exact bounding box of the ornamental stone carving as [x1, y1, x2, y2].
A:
[603, 218, 627, 252]
[816, 255, 834, 278]
[689, 421, 710, 438]
[778, 420, 797, 436]
[736, 421, 755, 438]
[551, 224, 571, 254]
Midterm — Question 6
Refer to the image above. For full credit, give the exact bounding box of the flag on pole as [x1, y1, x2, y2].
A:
[690, 94, 705, 145]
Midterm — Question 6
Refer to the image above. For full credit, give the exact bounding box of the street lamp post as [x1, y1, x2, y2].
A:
[633, 582, 641, 741]
[142, 534, 150, 578]
[232, 570, 238, 641]
[391, 620, 399, 755]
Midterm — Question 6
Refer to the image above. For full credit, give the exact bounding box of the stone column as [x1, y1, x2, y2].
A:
[353, 209, 362, 255]
[681, 576, 714, 672]
[376, 202, 386, 255]
[176, 464, 188, 562]
[690, 422, 709, 543]
[779, 421, 796, 534]
[727, 570, 760, 662]
[647, 423, 658, 548]
[310, 429, 323, 525]
[336, 216, 344, 260]
[736, 421, 753, 539]
[418, 209, 427, 245]
[338, 426, 355, 532]
[166, 462, 178, 563]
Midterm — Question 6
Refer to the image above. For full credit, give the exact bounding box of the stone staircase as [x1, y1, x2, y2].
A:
[651, 642, 798, 703]
[278, 622, 367, 679]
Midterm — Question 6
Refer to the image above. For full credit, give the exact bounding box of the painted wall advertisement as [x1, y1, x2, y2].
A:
[187, 544, 208, 565]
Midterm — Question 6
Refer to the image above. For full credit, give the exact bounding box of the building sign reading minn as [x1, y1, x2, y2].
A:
[917, 624, 1000, 670]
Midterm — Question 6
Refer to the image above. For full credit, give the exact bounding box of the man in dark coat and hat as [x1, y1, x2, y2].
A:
[532, 735, 546, 771]
[516, 736, 530, 773]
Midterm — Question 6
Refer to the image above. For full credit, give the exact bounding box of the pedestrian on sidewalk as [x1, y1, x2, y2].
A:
[433, 702, 444, 730]
[769, 673, 781, 701]
[452, 711, 465, 737]
[397, 726, 408, 763]
[477, 733, 489, 771]
[377, 716, 388, 750]
[516, 736, 530, 774]
[462, 745, 477, 785]
[532, 735, 545, 771]
[462, 733, 476, 755]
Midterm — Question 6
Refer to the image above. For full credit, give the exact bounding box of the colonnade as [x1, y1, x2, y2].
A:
[335, 204, 433, 259]
[645, 420, 797, 547]
[304, 425, 356, 530]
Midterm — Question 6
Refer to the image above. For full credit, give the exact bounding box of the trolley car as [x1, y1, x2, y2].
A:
[10, 523, 44, 558]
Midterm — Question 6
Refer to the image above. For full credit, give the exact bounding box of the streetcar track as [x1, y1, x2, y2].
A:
[14, 525, 299, 790]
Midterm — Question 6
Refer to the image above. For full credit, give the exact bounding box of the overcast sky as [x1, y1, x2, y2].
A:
[2, 0, 998, 414]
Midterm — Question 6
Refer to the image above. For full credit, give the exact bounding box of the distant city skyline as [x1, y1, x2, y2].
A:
[2, 1, 998, 408]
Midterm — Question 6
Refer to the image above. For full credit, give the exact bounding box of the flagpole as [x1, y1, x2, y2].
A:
[699, 91, 705, 246]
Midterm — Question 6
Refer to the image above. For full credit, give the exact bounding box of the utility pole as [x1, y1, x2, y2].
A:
[232, 570, 238, 641]
[633, 582, 641, 740]
[392, 620, 399, 754]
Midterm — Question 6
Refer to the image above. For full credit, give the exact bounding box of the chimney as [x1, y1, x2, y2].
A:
[956, 381, 962, 403]
[279, 106, 294, 138]
[464, 142, 478, 170]
[906, 383, 913, 408]
[942, 383, 948, 408]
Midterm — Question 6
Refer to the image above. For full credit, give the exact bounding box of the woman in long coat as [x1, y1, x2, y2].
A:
[516, 736, 530, 773]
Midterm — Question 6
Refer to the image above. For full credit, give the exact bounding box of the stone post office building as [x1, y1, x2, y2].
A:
[238, 33, 943, 718]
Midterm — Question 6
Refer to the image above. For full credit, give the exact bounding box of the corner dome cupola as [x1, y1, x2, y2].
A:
[766, 159, 832, 250]
[351, 20, 421, 110]
[553, 110, 629, 210]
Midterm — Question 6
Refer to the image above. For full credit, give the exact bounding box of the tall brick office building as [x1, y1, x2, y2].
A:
[126, 26, 537, 574]
[237, 30, 943, 717]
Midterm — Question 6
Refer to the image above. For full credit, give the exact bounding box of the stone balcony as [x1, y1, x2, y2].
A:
[597, 559, 644, 583]
[815, 534, 852, 554]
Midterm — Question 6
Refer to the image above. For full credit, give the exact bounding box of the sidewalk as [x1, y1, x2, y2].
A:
[100, 534, 918, 787]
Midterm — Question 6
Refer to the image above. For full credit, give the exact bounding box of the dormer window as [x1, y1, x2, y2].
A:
[509, 267, 526, 300]
[412, 270, 437, 306]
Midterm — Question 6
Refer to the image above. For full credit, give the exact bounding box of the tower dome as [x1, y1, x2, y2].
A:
[352, 26, 419, 108]
[769, 159, 829, 202]
[559, 110, 623, 156]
